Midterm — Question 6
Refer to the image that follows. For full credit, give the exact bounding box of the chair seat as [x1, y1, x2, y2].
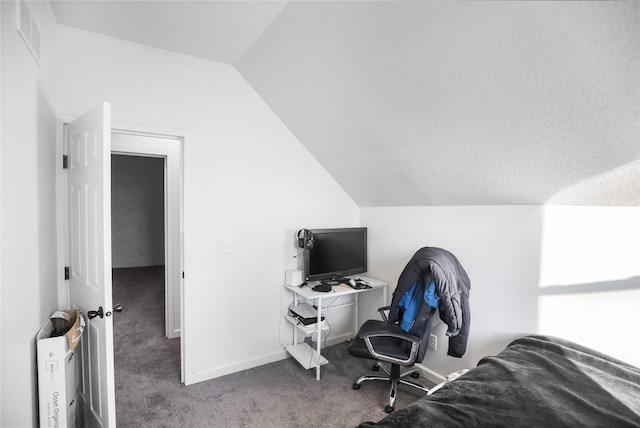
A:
[348, 320, 415, 362]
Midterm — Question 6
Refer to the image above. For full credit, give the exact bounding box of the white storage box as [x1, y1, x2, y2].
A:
[37, 310, 85, 428]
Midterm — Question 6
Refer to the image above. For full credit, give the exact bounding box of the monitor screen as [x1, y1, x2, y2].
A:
[303, 227, 367, 281]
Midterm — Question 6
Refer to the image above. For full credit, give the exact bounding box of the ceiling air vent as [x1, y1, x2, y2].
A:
[17, 0, 41, 64]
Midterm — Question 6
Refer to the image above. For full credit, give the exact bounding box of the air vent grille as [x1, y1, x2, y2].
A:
[17, 0, 41, 64]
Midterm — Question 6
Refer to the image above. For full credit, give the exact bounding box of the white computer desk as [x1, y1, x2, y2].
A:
[284, 276, 388, 380]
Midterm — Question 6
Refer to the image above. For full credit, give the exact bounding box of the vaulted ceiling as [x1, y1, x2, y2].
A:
[50, 1, 639, 206]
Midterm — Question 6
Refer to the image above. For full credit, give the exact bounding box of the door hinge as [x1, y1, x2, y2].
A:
[64, 266, 70, 280]
[62, 155, 69, 169]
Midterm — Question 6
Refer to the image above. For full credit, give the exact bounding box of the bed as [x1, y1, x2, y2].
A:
[358, 335, 640, 428]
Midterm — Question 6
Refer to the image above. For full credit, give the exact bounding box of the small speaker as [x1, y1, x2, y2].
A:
[285, 269, 304, 287]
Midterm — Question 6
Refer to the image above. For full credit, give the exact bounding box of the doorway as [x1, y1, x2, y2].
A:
[110, 153, 168, 363]
[109, 131, 183, 420]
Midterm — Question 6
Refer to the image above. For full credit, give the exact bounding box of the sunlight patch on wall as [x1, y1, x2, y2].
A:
[546, 160, 640, 206]
[539, 206, 640, 287]
[537, 206, 640, 367]
[546, 159, 640, 206]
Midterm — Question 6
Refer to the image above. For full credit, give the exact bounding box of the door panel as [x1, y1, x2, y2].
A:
[66, 102, 115, 427]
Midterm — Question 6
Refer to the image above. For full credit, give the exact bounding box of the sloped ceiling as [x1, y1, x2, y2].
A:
[50, 0, 288, 64]
[51, 1, 640, 206]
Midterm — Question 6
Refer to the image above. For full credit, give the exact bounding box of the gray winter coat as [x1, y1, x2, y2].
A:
[388, 247, 471, 358]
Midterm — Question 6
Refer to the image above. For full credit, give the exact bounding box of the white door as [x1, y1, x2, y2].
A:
[66, 102, 116, 427]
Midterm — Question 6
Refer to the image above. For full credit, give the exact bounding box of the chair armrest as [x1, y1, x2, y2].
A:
[377, 306, 391, 323]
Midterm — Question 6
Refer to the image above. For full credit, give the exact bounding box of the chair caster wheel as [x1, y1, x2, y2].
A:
[384, 405, 394, 413]
[352, 383, 361, 390]
[411, 372, 420, 379]
[372, 365, 380, 371]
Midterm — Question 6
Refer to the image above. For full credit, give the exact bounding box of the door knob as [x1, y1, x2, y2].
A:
[88, 306, 104, 319]
[88, 304, 123, 319]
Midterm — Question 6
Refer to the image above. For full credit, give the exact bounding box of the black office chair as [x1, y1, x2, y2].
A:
[348, 282, 437, 413]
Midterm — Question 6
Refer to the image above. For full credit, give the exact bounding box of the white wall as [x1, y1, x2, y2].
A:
[55, 25, 359, 385]
[362, 206, 544, 378]
[362, 205, 640, 380]
[111, 154, 165, 268]
[1, 1, 58, 426]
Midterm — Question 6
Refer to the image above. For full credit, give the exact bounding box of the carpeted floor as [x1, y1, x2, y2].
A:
[113, 266, 431, 427]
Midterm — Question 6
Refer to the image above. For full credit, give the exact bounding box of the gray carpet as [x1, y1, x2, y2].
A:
[113, 266, 431, 427]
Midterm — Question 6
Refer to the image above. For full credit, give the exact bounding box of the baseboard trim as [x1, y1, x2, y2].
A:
[324, 332, 352, 347]
[186, 349, 289, 385]
[185, 334, 356, 386]
[415, 363, 447, 384]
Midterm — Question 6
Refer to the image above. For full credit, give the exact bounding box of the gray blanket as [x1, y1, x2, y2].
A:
[358, 335, 640, 427]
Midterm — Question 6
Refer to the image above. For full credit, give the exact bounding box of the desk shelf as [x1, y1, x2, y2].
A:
[285, 343, 328, 369]
[285, 315, 329, 336]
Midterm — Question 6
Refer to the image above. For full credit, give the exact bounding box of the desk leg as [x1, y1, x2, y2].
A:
[292, 293, 298, 347]
[354, 293, 359, 337]
[316, 296, 322, 380]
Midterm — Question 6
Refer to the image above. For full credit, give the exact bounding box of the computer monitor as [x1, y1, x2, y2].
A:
[303, 227, 367, 281]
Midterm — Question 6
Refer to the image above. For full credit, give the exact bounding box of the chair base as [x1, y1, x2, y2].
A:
[352, 362, 431, 413]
